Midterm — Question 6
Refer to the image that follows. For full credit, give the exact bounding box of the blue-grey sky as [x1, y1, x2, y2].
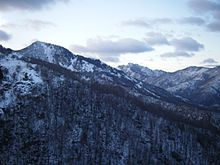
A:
[0, 0, 219, 71]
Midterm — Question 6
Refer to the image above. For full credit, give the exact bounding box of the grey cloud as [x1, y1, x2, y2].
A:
[160, 51, 194, 58]
[0, 30, 11, 41]
[179, 17, 205, 25]
[201, 58, 218, 64]
[124, 16, 208, 29]
[145, 32, 169, 46]
[71, 38, 153, 62]
[122, 20, 151, 28]
[207, 21, 220, 32]
[71, 38, 153, 54]
[160, 37, 204, 58]
[26, 20, 56, 30]
[0, 0, 69, 11]
[151, 18, 173, 24]
[170, 37, 204, 52]
[188, 0, 220, 32]
[207, 10, 220, 31]
[210, 11, 220, 31]
[188, 0, 220, 13]
[1, 19, 55, 30]
[213, 11, 220, 20]
[122, 18, 173, 28]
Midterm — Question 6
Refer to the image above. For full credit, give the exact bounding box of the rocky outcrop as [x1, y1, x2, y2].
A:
[0, 45, 12, 55]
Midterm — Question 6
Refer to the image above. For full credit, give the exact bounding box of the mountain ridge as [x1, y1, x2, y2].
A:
[119, 63, 220, 108]
[0, 41, 220, 164]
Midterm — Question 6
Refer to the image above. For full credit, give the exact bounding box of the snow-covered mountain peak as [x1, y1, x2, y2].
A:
[30, 40, 63, 50]
[18, 41, 75, 64]
[120, 63, 220, 107]
[175, 66, 209, 77]
[4, 42, 129, 83]
[119, 63, 166, 81]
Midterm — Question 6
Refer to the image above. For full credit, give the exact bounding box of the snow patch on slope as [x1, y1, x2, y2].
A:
[81, 61, 94, 72]
[0, 56, 43, 108]
[1, 56, 43, 84]
[66, 58, 77, 72]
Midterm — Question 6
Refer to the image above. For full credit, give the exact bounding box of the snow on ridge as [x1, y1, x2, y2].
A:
[81, 61, 94, 72]
[38, 42, 55, 63]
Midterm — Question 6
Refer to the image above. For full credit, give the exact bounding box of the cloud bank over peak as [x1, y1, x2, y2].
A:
[143, 32, 204, 58]
[170, 37, 204, 52]
[71, 38, 153, 62]
[160, 37, 204, 58]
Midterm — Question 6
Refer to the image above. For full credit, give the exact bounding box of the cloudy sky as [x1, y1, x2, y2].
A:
[0, 0, 219, 71]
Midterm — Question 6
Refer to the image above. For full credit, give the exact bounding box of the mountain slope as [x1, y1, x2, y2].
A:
[0, 42, 220, 164]
[119, 63, 220, 108]
[15, 41, 193, 106]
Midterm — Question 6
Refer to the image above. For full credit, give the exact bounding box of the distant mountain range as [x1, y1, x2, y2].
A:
[0, 41, 220, 164]
[119, 63, 220, 108]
